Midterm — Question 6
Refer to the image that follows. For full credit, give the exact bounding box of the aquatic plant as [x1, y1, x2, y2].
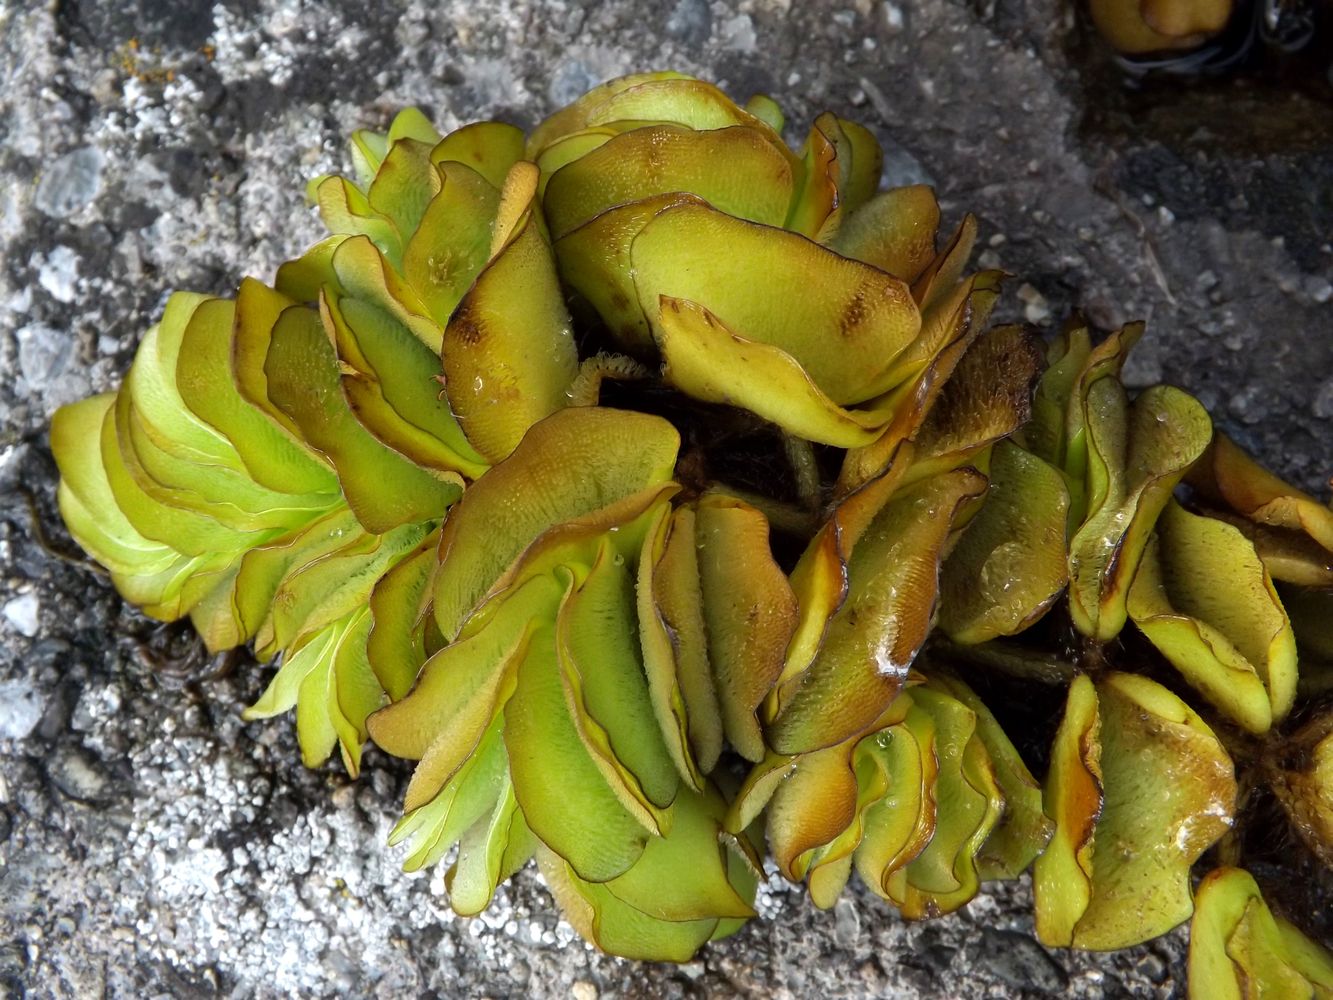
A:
[51, 72, 1333, 985]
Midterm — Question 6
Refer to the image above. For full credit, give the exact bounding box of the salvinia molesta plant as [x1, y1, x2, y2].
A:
[51, 71, 1333, 984]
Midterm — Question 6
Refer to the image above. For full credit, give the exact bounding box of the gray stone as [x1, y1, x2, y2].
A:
[34, 147, 104, 219]
[833, 897, 862, 949]
[35, 245, 80, 303]
[1314, 378, 1333, 420]
[0, 679, 44, 740]
[718, 14, 757, 54]
[968, 929, 1067, 993]
[45, 747, 111, 803]
[664, 0, 711, 48]
[0, 0, 1329, 996]
[16, 323, 70, 386]
[2, 593, 39, 638]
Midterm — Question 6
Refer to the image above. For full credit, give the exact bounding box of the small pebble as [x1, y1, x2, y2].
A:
[3, 593, 39, 638]
[34, 147, 104, 218]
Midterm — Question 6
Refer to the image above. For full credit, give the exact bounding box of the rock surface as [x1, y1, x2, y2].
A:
[1, 1, 1330, 997]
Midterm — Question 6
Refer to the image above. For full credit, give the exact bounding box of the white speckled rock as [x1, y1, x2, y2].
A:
[1, 0, 1330, 996]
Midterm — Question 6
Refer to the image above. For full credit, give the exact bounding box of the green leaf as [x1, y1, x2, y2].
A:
[938, 441, 1070, 644]
[853, 695, 938, 901]
[368, 573, 563, 810]
[891, 685, 1003, 918]
[640, 505, 722, 778]
[446, 772, 535, 915]
[929, 672, 1052, 880]
[1068, 382, 1212, 641]
[527, 71, 693, 154]
[1128, 501, 1297, 733]
[770, 469, 987, 754]
[556, 539, 679, 825]
[266, 519, 430, 654]
[652, 296, 900, 447]
[174, 296, 337, 496]
[543, 124, 794, 238]
[554, 192, 707, 358]
[1033, 674, 1101, 947]
[507, 615, 651, 882]
[264, 302, 461, 533]
[536, 784, 755, 962]
[1036, 673, 1237, 949]
[695, 494, 797, 762]
[431, 406, 678, 640]
[831, 185, 941, 282]
[633, 202, 921, 406]
[366, 529, 439, 701]
[51, 394, 194, 590]
[323, 287, 488, 478]
[441, 163, 578, 463]
[388, 718, 508, 872]
[1190, 868, 1333, 1000]
[431, 120, 525, 189]
[401, 161, 501, 327]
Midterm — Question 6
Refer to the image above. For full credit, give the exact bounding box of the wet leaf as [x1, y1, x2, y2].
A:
[1033, 674, 1101, 947]
[930, 672, 1053, 880]
[854, 695, 939, 901]
[1068, 382, 1212, 641]
[441, 163, 579, 462]
[889, 685, 1004, 918]
[1128, 501, 1297, 733]
[765, 737, 862, 880]
[1036, 673, 1236, 949]
[938, 441, 1070, 644]
[770, 469, 987, 754]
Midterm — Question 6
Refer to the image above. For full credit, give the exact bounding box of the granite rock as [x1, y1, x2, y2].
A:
[1, 0, 1330, 997]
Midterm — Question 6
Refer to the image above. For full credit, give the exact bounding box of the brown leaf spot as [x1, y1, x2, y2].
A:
[839, 284, 871, 336]
[448, 300, 486, 346]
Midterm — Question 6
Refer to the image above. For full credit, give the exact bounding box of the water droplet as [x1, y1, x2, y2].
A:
[979, 540, 1026, 609]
